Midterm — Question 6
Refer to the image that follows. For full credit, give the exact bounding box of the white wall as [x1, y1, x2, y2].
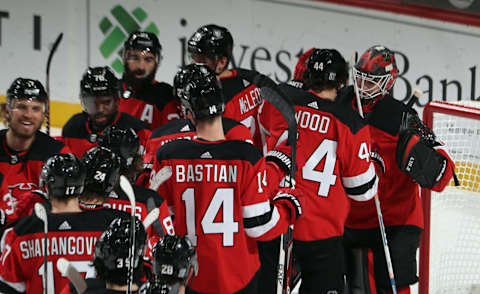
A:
[1, 0, 479, 112]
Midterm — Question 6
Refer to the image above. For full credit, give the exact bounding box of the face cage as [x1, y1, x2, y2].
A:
[352, 67, 394, 102]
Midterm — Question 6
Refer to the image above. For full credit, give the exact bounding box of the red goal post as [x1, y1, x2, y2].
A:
[419, 100, 480, 294]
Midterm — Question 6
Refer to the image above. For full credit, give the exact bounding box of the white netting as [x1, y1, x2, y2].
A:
[427, 100, 480, 294]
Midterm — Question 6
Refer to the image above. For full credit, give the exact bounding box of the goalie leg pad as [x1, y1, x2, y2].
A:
[396, 132, 448, 188]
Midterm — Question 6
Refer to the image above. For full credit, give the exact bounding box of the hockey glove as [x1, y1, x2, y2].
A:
[14, 190, 47, 220]
[266, 149, 292, 175]
[396, 130, 448, 188]
[370, 151, 386, 176]
[273, 188, 302, 223]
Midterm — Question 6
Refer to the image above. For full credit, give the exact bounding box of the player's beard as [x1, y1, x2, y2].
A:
[91, 111, 117, 132]
[8, 117, 42, 139]
[123, 67, 156, 92]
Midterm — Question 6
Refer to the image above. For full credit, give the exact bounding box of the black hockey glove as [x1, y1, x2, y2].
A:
[396, 130, 448, 188]
[266, 149, 292, 174]
[273, 188, 302, 223]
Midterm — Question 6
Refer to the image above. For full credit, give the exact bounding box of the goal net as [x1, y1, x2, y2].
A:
[419, 100, 480, 294]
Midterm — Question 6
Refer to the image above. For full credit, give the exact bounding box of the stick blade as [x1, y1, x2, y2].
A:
[149, 165, 173, 191]
[34, 203, 47, 222]
[57, 258, 87, 294]
[120, 175, 135, 207]
[143, 208, 160, 229]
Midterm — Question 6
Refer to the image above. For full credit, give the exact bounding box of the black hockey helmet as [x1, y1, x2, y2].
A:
[97, 125, 140, 172]
[80, 66, 119, 115]
[181, 64, 224, 120]
[140, 236, 197, 293]
[173, 64, 209, 101]
[123, 31, 162, 63]
[81, 147, 121, 195]
[94, 217, 147, 271]
[187, 24, 233, 61]
[6, 78, 48, 108]
[40, 153, 86, 199]
[153, 235, 197, 284]
[304, 48, 348, 90]
[353, 45, 399, 103]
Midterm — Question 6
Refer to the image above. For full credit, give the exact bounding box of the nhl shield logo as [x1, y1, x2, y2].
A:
[10, 155, 18, 165]
[89, 134, 98, 143]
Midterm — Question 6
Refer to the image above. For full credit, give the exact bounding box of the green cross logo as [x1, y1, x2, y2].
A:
[99, 5, 159, 74]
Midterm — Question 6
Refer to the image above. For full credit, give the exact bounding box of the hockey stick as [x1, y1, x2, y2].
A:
[259, 86, 298, 294]
[34, 203, 48, 294]
[351, 51, 399, 294]
[57, 258, 87, 294]
[148, 166, 173, 191]
[119, 175, 136, 294]
[45, 33, 63, 135]
[143, 207, 160, 230]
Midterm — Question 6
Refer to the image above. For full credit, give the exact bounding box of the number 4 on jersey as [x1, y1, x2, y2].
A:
[302, 139, 338, 197]
[182, 188, 239, 247]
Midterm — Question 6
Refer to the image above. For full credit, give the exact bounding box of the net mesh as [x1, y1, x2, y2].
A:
[427, 100, 480, 294]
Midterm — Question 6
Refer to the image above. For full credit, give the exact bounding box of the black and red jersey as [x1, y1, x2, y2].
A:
[220, 68, 267, 149]
[104, 184, 173, 237]
[149, 138, 292, 293]
[340, 86, 455, 229]
[0, 130, 70, 223]
[119, 80, 181, 130]
[0, 209, 128, 294]
[143, 117, 253, 168]
[62, 112, 151, 158]
[262, 83, 378, 241]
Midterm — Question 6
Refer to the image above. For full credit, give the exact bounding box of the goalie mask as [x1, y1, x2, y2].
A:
[353, 45, 399, 104]
[40, 153, 86, 199]
[180, 64, 224, 120]
[81, 147, 121, 195]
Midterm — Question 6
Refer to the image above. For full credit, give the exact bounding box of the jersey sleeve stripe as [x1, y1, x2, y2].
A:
[341, 163, 376, 188]
[242, 201, 271, 218]
[244, 206, 280, 238]
[346, 176, 378, 201]
[0, 276, 26, 293]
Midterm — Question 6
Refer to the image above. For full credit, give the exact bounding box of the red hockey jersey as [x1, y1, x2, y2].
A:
[220, 68, 267, 149]
[149, 138, 293, 293]
[143, 117, 253, 169]
[118, 81, 181, 130]
[0, 209, 129, 294]
[342, 87, 455, 229]
[265, 84, 378, 241]
[62, 112, 151, 158]
[0, 130, 70, 223]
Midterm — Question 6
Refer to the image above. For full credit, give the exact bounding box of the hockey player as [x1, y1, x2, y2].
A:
[61, 217, 147, 294]
[143, 64, 254, 173]
[187, 24, 270, 149]
[342, 45, 455, 294]
[119, 31, 181, 130]
[262, 49, 378, 294]
[97, 125, 174, 237]
[0, 78, 70, 225]
[0, 153, 127, 293]
[141, 235, 197, 294]
[149, 65, 302, 293]
[62, 66, 151, 158]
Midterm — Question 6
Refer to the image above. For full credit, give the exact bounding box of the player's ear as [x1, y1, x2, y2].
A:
[3, 103, 11, 124]
[216, 56, 228, 73]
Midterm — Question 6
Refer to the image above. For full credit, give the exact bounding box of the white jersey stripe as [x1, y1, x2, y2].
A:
[342, 163, 376, 188]
[244, 206, 280, 238]
[347, 177, 378, 202]
[242, 201, 271, 219]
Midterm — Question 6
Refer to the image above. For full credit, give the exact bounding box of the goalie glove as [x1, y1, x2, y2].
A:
[273, 188, 302, 223]
[396, 130, 448, 188]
